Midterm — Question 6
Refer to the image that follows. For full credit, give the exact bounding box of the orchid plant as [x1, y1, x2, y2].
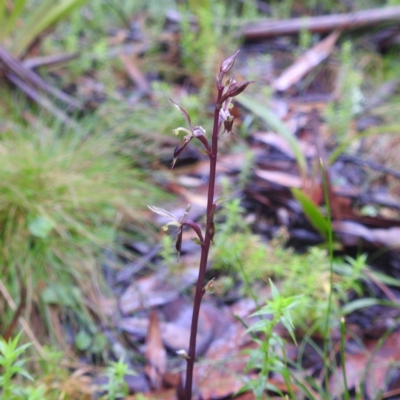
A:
[148, 50, 252, 399]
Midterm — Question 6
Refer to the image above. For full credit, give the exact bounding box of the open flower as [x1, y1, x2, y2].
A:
[170, 100, 210, 167]
[147, 204, 203, 257]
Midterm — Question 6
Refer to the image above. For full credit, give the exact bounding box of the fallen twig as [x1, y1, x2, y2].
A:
[244, 6, 400, 39]
[7, 73, 81, 129]
[0, 278, 45, 358]
[0, 44, 82, 111]
[272, 30, 341, 92]
[22, 52, 78, 70]
[119, 52, 150, 95]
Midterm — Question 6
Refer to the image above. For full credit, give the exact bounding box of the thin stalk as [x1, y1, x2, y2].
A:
[340, 317, 350, 400]
[320, 158, 334, 396]
[184, 87, 224, 399]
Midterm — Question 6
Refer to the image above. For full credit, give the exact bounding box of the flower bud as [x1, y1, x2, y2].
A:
[220, 50, 240, 74]
[220, 81, 254, 104]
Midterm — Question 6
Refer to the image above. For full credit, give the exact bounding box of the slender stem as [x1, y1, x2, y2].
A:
[184, 88, 224, 399]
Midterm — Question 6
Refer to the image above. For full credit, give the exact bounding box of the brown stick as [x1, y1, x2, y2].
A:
[243, 6, 400, 39]
[0, 44, 82, 110]
[0, 278, 45, 357]
[7, 73, 81, 129]
[22, 52, 78, 70]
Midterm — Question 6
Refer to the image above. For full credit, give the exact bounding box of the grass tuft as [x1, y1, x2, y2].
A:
[0, 122, 161, 339]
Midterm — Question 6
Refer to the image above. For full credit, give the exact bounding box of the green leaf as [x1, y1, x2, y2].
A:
[13, 0, 89, 56]
[291, 188, 330, 239]
[341, 298, 400, 315]
[41, 284, 80, 306]
[0, 0, 27, 41]
[75, 330, 92, 351]
[28, 216, 55, 238]
[91, 333, 108, 354]
[235, 94, 307, 176]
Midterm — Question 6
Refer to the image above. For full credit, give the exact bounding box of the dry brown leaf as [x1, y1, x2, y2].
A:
[333, 221, 400, 248]
[119, 274, 180, 314]
[272, 30, 341, 92]
[330, 332, 400, 399]
[145, 310, 167, 390]
[255, 169, 302, 188]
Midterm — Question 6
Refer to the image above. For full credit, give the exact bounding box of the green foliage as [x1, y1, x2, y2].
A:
[325, 41, 364, 143]
[213, 198, 268, 274]
[179, 0, 246, 99]
[239, 280, 300, 399]
[99, 358, 135, 400]
[291, 187, 330, 239]
[180, 0, 216, 74]
[0, 332, 33, 399]
[0, 334, 136, 400]
[268, 0, 294, 19]
[213, 199, 373, 331]
[0, 0, 89, 56]
[160, 233, 178, 273]
[0, 118, 161, 337]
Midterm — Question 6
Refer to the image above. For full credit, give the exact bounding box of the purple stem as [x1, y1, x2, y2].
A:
[184, 87, 224, 399]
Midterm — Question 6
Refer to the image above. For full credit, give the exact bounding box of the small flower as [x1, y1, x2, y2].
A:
[147, 204, 190, 231]
[224, 115, 234, 134]
[172, 135, 193, 168]
[219, 107, 231, 122]
[170, 101, 211, 166]
[192, 126, 206, 137]
[220, 81, 254, 104]
[148, 205, 196, 259]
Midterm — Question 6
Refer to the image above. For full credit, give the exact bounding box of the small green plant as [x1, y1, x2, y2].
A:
[0, 333, 136, 400]
[239, 280, 301, 399]
[160, 233, 179, 273]
[325, 41, 364, 144]
[0, 332, 52, 400]
[212, 196, 377, 331]
[100, 358, 135, 400]
[149, 51, 252, 399]
[213, 198, 270, 274]
[179, 0, 245, 100]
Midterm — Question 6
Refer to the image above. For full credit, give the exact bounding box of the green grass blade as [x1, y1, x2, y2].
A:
[341, 298, 400, 315]
[0, 0, 6, 33]
[13, 0, 88, 56]
[1, 0, 27, 41]
[340, 317, 350, 400]
[320, 159, 334, 394]
[291, 187, 330, 238]
[236, 94, 307, 176]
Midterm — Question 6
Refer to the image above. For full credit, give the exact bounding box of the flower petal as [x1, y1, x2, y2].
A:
[170, 99, 193, 130]
[147, 206, 179, 222]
